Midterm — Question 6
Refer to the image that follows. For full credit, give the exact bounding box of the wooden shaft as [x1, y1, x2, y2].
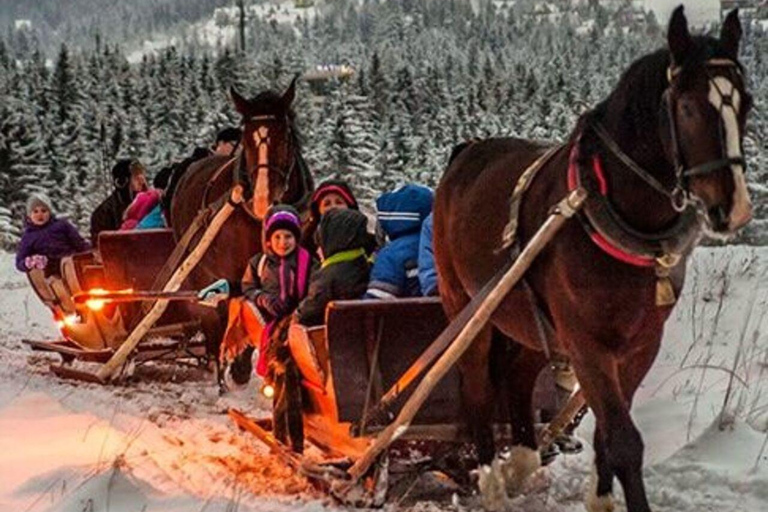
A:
[345, 188, 587, 483]
[537, 388, 587, 449]
[75, 290, 200, 304]
[363, 257, 515, 425]
[97, 186, 243, 381]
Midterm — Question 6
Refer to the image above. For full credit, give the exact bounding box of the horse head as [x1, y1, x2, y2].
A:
[231, 76, 299, 219]
[662, 7, 753, 237]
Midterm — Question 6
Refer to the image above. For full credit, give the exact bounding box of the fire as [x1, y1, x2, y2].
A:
[84, 288, 132, 310]
[261, 384, 275, 399]
[54, 313, 81, 330]
[63, 314, 80, 326]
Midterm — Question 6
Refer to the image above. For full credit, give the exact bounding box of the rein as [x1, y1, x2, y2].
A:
[592, 58, 745, 212]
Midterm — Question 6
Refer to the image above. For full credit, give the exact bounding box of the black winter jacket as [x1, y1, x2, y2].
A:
[242, 248, 316, 321]
[90, 187, 133, 242]
[297, 209, 371, 326]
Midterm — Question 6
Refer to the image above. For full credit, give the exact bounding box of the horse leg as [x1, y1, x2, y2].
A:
[460, 325, 507, 510]
[500, 343, 546, 495]
[609, 340, 663, 511]
[199, 305, 228, 391]
[459, 325, 496, 465]
[569, 342, 652, 512]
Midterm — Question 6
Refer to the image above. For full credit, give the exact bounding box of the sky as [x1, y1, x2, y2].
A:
[642, 0, 722, 26]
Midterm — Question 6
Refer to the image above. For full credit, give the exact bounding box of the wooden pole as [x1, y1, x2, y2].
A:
[360, 256, 515, 426]
[341, 188, 587, 485]
[96, 186, 244, 382]
[537, 388, 587, 450]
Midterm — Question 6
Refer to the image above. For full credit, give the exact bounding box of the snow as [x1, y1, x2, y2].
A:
[127, 1, 317, 64]
[1, 246, 768, 511]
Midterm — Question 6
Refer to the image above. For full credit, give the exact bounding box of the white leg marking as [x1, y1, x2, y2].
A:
[500, 445, 541, 496]
[585, 467, 615, 512]
[476, 461, 510, 512]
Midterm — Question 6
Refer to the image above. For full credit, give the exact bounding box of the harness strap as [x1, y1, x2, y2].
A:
[684, 157, 745, 178]
[568, 142, 701, 266]
[591, 122, 674, 199]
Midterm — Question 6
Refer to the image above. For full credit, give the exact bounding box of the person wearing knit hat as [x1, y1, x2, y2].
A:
[310, 179, 359, 219]
[302, 179, 377, 258]
[214, 127, 242, 156]
[16, 192, 90, 276]
[200, 204, 316, 384]
[90, 158, 148, 242]
[263, 205, 303, 246]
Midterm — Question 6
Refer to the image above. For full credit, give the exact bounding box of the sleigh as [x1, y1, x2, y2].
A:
[228, 189, 589, 505]
[22, 227, 207, 378]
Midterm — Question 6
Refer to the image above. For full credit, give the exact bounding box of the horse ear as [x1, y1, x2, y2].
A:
[667, 6, 692, 66]
[281, 75, 299, 107]
[231, 87, 249, 115]
[720, 9, 742, 60]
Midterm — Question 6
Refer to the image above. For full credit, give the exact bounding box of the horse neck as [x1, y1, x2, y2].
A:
[594, 113, 679, 233]
[281, 147, 312, 208]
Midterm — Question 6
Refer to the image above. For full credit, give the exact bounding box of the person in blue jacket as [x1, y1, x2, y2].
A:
[418, 212, 438, 296]
[365, 185, 433, 299]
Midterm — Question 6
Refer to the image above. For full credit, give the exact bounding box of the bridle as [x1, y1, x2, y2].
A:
[242, 113, 298, 198]
[591, 58, 746, 213]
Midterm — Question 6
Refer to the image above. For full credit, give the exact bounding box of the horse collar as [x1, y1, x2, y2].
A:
[567, 143, 702, 269]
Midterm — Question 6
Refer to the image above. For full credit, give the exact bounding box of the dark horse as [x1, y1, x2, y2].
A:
[170, 78, 314, 371]
[434, 7, 752, 512]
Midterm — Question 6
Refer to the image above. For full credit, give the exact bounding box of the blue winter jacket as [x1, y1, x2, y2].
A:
[418, 213, 438, 296]
[366, 185, 433, 299]
[137, 204, 167, 230]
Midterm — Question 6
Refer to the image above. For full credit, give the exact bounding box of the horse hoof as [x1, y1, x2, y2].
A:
[476, 462, 510, 512]
[585, 471, 615, 512]
[585, 492, 615, 512]
[499, 446, 541, 496]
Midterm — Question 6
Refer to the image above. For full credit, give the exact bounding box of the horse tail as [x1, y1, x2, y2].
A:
[447, 139, 477, 165]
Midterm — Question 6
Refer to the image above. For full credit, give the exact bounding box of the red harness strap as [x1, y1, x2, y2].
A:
[567, 146, 656, 268]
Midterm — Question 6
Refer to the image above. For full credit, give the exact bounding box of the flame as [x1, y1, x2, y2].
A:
[84, 287, 133, 310]
[86, 298, 106, 311]
[63, 314, 80, 326]
[261, 384, 275, 399]
[54, 313, 81, 330]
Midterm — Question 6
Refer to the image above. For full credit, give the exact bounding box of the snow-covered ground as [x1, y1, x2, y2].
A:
[1, 246, 767, 512]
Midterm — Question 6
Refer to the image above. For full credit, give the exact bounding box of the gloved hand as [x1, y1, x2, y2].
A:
[255, 292, 294, 317]
[25, 254, 48, 270]
[197, 278, 230, 306]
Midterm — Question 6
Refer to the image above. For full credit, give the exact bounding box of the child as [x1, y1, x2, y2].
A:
[301, 179, 360, 257]
[365, 185, 433, 299]
[16, 193, 90, 277]
[205, 205, 315, 376]
[120, 188, 163, 230]
[297, 208, 371, 327]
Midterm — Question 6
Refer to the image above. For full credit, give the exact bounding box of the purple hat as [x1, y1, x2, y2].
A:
[264, 205, 302, 241]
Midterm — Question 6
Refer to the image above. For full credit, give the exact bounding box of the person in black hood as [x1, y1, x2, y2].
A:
[297, 208, 371, 327]
[161, 146, 213, 218]
[90, 159, 148, 242]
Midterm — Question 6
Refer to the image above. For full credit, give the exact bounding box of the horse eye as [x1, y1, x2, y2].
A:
[679, 101, 695, 118]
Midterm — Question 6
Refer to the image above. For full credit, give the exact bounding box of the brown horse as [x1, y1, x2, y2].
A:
[434, 7, 752, 512]
[170, 78, 314, 374]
